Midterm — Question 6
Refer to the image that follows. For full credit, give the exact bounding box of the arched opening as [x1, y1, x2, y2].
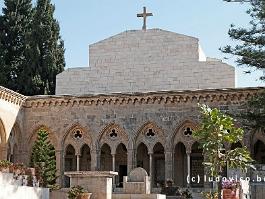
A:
[191, 142, 204, 188]
[64, 145, 76, 187]
[0, 119, 6, 160]
[115, 143, 127, 187]
[136, 143, 149, 174]
[231, 142, 242, 150]
[100, 144, 112, 171]
[254, 140, 265, 164]
[8, 144, 19, 163]
[7, 126, 21, 163]
[153, 142, 165, 187]
[80, 144, 91, 171]
[174, 142, 187, 187]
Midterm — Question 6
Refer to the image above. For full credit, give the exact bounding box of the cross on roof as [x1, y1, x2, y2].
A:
[137, 7, 153, 30]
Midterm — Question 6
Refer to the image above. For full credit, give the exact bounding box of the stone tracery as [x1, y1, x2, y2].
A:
[98, 123, 129, 154]
[135, 122, 166, 153]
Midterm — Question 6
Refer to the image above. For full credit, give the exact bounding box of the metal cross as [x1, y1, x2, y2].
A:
[137, 7, 153, 30]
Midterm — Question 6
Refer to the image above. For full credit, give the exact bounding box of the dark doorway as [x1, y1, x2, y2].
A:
[64, 145, 76, 187]
[118, 165, 127, 187]
[116, 143, 127, 187]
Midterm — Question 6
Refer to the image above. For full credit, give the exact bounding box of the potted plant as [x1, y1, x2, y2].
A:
[68, 185, 91, 199]
[202, 191, 218, 199]
[0, 160, 12, 173]
[222, 180, 239, 199]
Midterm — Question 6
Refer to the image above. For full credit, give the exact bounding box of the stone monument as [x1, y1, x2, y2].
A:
[65, 171, 118, 199]
[113, 168, 166, 199]
[123, 167, 151, 194]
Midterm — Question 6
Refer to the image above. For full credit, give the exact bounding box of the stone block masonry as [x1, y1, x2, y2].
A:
[56, 29, 235, 95]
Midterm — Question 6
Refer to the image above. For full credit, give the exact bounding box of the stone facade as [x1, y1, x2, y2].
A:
[1, 86, 264, 189]
[0, 29, 264, 194]
[56, 29, 235, 95]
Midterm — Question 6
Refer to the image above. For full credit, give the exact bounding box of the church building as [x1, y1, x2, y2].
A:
[0, 9, 264, 191]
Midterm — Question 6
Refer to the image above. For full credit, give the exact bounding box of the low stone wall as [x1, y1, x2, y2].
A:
[0, 184, 49, 199]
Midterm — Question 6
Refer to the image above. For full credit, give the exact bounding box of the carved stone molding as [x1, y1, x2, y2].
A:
[24, 87, 263, 108]
[0, 86, 27, 106]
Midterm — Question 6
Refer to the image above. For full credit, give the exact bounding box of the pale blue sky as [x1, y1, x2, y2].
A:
[1, 0, 264, 87]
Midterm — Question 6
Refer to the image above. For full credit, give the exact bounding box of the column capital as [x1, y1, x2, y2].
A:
[186, 151, 191, 155]
[148, 152, 153, 155]
[165, 150, 173, 155]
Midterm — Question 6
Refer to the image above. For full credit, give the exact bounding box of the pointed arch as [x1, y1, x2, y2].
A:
[0, 118, 7, 160]
[135, 121, 166, 152]
[62, 123, 93, 155]
[0, 118, 6, 144]
[174, 142, 187, 187]
[172, 119, 198, 151]
[97, 123, 128, 154]
[115, 143, 128, 187]
[80, 144, 91, 171]
[27, 124, 58, 150]
[136, 142, 149, 174]
[252, 129, 265, 148]
[253, 140, 265, 164]
[153, 142, 165, 187]
[100, 143, 112, 171]
[7, 123, 22, 163]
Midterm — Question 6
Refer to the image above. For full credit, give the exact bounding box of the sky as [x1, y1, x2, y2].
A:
[0, 0, 264, 88]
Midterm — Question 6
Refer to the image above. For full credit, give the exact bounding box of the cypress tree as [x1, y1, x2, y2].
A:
[0, 0, 33, 92]
[31, 0, 65, 95]
[30, 129, 56, 187]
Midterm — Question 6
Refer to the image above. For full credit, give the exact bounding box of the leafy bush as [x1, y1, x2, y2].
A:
[68, 186, 86, 199]
[202, 191, 218, 199]
[0, 160, 12, 168]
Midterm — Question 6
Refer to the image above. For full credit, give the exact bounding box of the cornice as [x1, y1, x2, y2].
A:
[24, 87, 264, 108]
[0, 86, 27, 106]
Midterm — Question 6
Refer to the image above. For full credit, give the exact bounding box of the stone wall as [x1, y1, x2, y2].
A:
[19, 87, 260, 185]
[0, 86, 26, 160]
[56, 29, 235, 95]
[0, 172, 49, 199]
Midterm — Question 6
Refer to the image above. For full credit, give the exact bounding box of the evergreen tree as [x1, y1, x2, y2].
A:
[0, 17, 7, 86]
[0, 0, 65, 95]
[221, 0, 265, 79]
[222, 0, 265, 131]
[31, 0, 65, 95]
[0, 0, 33, 92]
[30, 129, 57, 187]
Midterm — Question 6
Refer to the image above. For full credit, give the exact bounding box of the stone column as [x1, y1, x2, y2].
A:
[55, 150, 62, 185]
[112, 153, 116, 187]
[61, 149, 65, 187]
[187, 151, 191, 188]
[76, 154, 80, 171]
[112, 154, 116, 171]
[127, 149, 134, 174]
[90, 149, 98, 171]
[149, 152, 153, 186]
[165, 150, 173, 181]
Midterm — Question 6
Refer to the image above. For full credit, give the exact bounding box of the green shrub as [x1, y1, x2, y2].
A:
[68, 186, 86, 199]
